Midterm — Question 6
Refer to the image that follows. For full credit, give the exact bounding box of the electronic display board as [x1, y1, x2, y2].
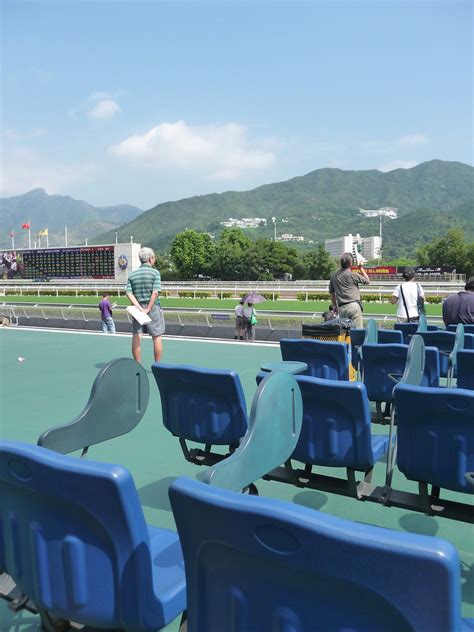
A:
[0, 246, 115, 279]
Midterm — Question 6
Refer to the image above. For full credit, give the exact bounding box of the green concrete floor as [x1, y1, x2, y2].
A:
[0, 328, 473, 630]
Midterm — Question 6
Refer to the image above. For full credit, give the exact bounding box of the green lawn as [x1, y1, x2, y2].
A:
[2, 294, 443, 317]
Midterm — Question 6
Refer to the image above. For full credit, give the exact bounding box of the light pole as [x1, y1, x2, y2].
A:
[359, 207, 398, 263]
[271, 217, 277, 241]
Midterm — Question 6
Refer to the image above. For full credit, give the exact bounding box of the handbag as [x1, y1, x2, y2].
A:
[416, 284, 426, 316]
[249, 311, 258, 326]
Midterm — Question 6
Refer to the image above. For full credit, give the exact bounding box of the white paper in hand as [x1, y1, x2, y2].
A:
[126, 305, 152, 325]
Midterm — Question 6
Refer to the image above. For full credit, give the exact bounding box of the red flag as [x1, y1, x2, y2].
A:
[22, 222, 30, 229]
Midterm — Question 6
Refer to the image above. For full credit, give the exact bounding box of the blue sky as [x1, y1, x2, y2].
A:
[1, 0, 472, 209]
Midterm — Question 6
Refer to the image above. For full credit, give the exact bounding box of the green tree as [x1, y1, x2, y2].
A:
[212, 228, 253, 280]
[170, 230, 215, 279]
[416, 229, 471, 274]
[302, 246, 337, 280]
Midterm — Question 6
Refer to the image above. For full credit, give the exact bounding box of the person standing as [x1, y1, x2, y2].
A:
[442, 277, 474, 326]
[390, 268, 425, 322]
[99, 292, 116, 334]
[126, 247, 165, 363]
[234, 298, 245, 340]
[329, 253, 370, 329]
[243, 302, 257, 342]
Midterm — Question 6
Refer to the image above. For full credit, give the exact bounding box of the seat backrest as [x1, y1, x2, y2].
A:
[362, 343, 439, 401]
[349, 328, 366, 370]
[151, 364, 248, 445]
[417, 330, 458, 376]
[417, 330, 457, 353]
[38, 358, 149, 454]
[290, 376, 375, 469]
[464, 333, 474, 349]
[362, 344, 411, 403]
[394, 322, 418, 345]
[280, 338, 349, 380]
[0, 441, 160, 628]
[363, 318, 377, 344]
[378, 329, 403, 344]
[398, 334, 425, 386]
[456, 350, 474, 390]
[169, 476, 462, 632]
[394, 384, 474, 494]
[201, 372, 302, 491]
[447, 324, 474, 334]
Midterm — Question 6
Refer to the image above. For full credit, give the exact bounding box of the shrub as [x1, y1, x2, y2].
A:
[218, 292, 232, 299]
[262, 292, 279, 300]
[297, 292, 330, 301]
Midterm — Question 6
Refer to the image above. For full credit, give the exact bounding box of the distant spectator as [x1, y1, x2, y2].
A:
[329, 252, 369, 329]
[390, 268, 425, 323]
[243, 302, 258, 342]
[126, 246, 165, 363]
[442, 277, 474, 326]
[322, 304, 336, 322]
[99, 292, 116, 334]
[234, 299, 245, 340]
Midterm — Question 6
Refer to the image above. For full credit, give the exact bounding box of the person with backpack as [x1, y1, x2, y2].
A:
[390, 268, 425, 322]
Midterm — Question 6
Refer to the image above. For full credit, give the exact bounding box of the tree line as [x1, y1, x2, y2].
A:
[155, 227, 474, 281]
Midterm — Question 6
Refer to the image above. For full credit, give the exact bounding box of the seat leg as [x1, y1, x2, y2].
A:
[178, 610, 188, 632]
[37, 607, 71, 632]
[347, 469, 360, 499]
[418, 481, 434, 515]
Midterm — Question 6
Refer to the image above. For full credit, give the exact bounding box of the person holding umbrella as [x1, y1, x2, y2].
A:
[243, 292, 265, 341]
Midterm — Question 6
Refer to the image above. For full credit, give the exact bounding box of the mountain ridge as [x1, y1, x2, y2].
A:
[93, 159, 474, 257]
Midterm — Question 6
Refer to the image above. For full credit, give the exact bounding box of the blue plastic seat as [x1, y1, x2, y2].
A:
[152, 364, 248, 466]
[38, 357, 149, 457]
[362, 343, 440, 421]
[280, 338, 349, 380]
[457, 350, 474, 390]
[255, 373, 391, 498]
[0, 441, 186, 630]
[169, 476, 473, 632]
[393, 384, 474, 518]
[418, 328, 464, 379]
[394, 322, 439, 345]
[351, 328, 403, 374]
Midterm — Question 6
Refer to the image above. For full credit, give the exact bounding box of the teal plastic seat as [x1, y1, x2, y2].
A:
[201, 371, 302, 493]
[38, 358, 149, 457]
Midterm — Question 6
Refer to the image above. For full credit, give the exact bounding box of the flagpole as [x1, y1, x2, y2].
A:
[28, 221, 31, 248]
[65, 225, 68, 247]
[38, 235, 41, 249]
[46, 230, 49, 248]
[10, 230, 15, 250]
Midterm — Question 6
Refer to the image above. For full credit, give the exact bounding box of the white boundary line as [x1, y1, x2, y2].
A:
[0, 325, 280, 348]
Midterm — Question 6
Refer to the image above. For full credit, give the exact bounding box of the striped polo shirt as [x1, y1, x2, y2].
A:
[126, 264, 161, 304]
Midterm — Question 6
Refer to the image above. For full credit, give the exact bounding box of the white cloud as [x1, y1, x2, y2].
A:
[110, 120, 276, 179]
[87, 99, 121, 119]
[0, 146, 95, 196]
[399, 133, 429, 147]
[378, 160, 418, 172]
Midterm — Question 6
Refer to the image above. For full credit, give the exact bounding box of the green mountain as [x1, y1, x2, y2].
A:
[0, 188, 142, 248]
[93, 159, 473, 257]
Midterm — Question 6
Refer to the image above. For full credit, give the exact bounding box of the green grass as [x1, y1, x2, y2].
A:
[1, 294, 443, 316]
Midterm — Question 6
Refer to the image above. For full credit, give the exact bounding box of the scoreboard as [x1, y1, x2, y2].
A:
[21, 246, 115, 279]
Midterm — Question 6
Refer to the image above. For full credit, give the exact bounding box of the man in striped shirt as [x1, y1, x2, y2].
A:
[126, 246, 165, 362]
